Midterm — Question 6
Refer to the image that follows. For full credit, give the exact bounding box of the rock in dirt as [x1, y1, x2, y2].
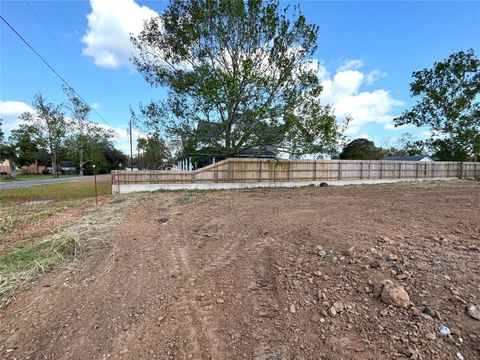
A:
[342, 246, 356, 257]
[216, 298, 225, 304]
[422, 306, 436, 318]
[387, 253, 398, 261]
[438, 324, 451, 336]
[466, 304, 480, 321]
[289, 304, 296, 314]
[379, 280, 411, 308]
[425, 332, 436, 340]
[332, 301, 344, 313]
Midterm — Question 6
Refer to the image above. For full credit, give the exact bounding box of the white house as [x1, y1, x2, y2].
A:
[384, 155, 434, 162]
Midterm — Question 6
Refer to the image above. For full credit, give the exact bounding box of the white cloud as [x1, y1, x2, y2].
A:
[96, 123, 147, 154]
[313, 61, 403, 136]
[365, 69, 386, 85]
[0, 100, 34, 135]
[91, 102, 100, 109]
[337, 59, 364, 72]
[82, 0, 158, 68]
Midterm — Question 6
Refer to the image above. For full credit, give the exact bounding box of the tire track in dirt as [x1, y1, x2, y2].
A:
[176, 245, 227, 360]
[246, 238, 290, 359]
[166, 246, 204, 359]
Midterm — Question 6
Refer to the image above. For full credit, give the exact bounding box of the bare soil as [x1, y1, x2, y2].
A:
[1, 181, 479, 359]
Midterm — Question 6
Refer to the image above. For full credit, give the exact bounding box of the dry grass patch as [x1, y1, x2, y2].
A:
[0, 193, 139, 308]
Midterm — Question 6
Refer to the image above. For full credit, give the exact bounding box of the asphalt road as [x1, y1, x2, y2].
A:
[0, 175, 103, 190]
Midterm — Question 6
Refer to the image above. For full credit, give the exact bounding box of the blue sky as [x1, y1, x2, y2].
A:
[1, 0, 479, 153]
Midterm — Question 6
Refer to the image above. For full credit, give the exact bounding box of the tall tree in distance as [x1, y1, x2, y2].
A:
[64, 86, 91, 176]
[131, 0, 343, 158]
[394, 49, 480, 161]
[23, 94, 67, 177]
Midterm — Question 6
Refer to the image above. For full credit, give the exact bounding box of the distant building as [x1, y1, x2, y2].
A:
[47, 161, 77, 175]
[384, 155, 434, 162]
[21, 160, 47, 174]
[289, 153, 332, 160]
[237, 147, 277, 159]
[0, 160, 12, 175]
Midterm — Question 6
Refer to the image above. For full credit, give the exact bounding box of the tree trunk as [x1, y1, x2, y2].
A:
[8, 160, 17, 177]
[52, 153, 58, 178]
[79, 144, 84, 176]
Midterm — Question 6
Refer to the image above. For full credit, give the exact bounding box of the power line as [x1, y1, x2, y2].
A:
[53, 0, 77, 36]
[0, 15, 115, 129]
[26, 0, 85, 80]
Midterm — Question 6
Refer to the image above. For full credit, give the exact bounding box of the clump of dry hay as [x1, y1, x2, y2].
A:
[0, 193, 142, 309]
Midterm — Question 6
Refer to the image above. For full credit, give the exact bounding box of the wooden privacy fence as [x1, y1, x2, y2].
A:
[112, 158, 480, 187]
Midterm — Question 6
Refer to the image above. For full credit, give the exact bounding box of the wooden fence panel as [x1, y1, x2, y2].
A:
[112, 159, 479, 185]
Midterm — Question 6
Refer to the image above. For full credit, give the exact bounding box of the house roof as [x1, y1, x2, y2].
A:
[236, 147, 277, 158]
[59, 161, 75, 168]
[383, 155, 433, 161]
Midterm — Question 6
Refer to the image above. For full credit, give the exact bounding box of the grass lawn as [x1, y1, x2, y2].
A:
[0, 177, 112, 204]
[0, 174, 76, 182]
[0, 177, 113, 236]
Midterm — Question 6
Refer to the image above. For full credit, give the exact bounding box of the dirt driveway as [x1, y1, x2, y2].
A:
[1, 181, 479, 359]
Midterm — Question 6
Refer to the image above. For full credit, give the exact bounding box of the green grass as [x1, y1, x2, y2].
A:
[0, 174, 76, 182]
[0, 177, 112, 204]
[0, 178, 113, 236]
[0, 241, 62, 273]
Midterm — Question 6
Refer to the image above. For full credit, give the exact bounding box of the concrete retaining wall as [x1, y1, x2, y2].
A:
[112, 177, 456, 194]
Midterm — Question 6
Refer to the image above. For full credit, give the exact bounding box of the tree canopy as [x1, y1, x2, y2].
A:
[131, 0, 344, 159]
[339, 138, 385, 160]
[394, 49, 480, 161]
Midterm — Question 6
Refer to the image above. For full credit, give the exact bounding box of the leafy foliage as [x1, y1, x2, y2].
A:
[137, 132, 171, 170]
[339, 138, 385, 160]
[394, 49, 480, 161]
[131, 0, 343, 159]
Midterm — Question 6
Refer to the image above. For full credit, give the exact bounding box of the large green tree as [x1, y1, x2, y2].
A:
[339, 138, 384, 160]
[137, 133, 171, 170]
[22, 95, 67, 177]
[8, 123, 49, 168]
[64, 86, 91, 176]
[131, 0, 342, 158]
[394, 49, 480, 161]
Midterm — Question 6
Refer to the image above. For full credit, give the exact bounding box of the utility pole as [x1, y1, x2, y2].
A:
[129, 117, 133, 171]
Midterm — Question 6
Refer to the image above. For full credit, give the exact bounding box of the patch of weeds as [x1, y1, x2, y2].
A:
[0, 194, 136, 309]
[169, 191, 203, 206]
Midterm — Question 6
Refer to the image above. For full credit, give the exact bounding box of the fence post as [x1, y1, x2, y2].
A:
[432, 162, 435, 178]
[288, 160, 291, 181]
[416, 163, 419, 178]
[459, 162, 464, 179]
[380, 162, 383, 179]
[313, 161, 317, 181]
[259, 160, 262, 182]
[360, 161, 363, 180]
[398, 162, 401, 179]
[338, 161, 342, 180]
[227, 159, 232, 182]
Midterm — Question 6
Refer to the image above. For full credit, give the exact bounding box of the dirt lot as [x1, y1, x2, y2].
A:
[0, 181, 479, 359]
